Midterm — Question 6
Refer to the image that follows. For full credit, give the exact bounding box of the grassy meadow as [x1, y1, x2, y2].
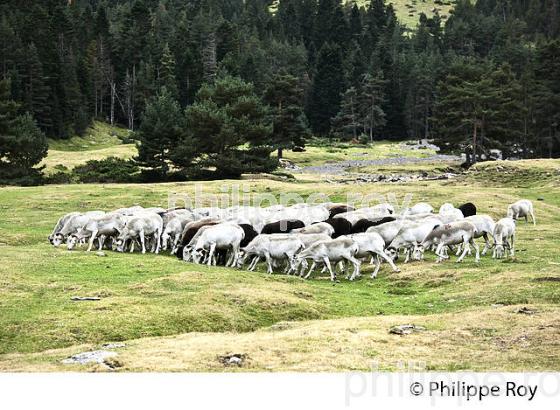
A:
[1, 124, 559, 371]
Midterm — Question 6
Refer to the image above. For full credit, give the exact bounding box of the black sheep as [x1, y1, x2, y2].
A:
[328, 205, 353, 219]
[351, 216, 396, 233]
[458, 202, 477, 217]
[322, 218, 352, 238]
[261, 219, 305, 234]
[239, 223, 258, 247]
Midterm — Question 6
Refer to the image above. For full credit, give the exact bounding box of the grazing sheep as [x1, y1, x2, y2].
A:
[67, 213, 127, 251]
[292, 222, 335, 236]
[296, 237, 361, 282]
[240, 234, 305, 274]
[507, 199, 535, 225]
[458, 202, 477, 217]
[415, 221, 480, 263]
[115, 213, 163, 254]
[162, 215, 192, 252]
[191, 223, 245, 267]
[464, 214, 495, 255]
[386, 218, 442, 262]
[348, 232, 401, 279]
[261, 219, 305, 234]
[48, 212, 80, 244]
[351, 217, 396, 234]
[493, 217, 516, 258]
[175, 218, 221, 259]
[51, 211, 106, 247]
[322, 218, 352, 238]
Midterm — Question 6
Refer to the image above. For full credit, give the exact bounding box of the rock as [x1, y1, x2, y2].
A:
[102, 343, 126, 349]
[218, 353, 248, 367]
[71, 296, 101, 301]
[96, 251, 107, 257]
[537, 197, 545, 201]
[516, 307, 537, 315]
[62, 350, 117, 365]
[389, 324, 426, 335]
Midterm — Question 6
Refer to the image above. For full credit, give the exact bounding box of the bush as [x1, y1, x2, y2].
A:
[73, 157, 139, 183]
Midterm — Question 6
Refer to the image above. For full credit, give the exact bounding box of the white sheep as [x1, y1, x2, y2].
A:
[507, 199, 535, 225]
[493, 217, 516, 258]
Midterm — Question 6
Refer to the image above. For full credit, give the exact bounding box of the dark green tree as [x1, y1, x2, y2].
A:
[135, 87, 186, 179]
[264, 72, 310, 158]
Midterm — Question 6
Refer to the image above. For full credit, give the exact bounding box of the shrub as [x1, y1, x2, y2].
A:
[73, 157, 139, 183]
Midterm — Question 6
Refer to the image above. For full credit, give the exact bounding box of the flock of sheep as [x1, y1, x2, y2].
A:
[48, 198, 536, 281]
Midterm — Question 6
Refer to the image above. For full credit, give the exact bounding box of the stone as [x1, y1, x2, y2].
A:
[62, 350, 117, 365]
[389, 324, 426, 335]
[71, 296, 101, 301]
[96, 251, 107, 257]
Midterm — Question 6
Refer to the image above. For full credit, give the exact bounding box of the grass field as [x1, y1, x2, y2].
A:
[1, 140, 559, 371]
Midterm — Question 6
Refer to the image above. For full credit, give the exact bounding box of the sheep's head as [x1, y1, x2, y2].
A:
[494, 243, 506, 259]
[506, 206, 514, 218]
[161, 232, 170, 250]
[385, 247, 398, 261]
[66, 234, 80, 250]
[412, 243, 425, 261]
[52, 233, 65, 247]
[191, 247, 205, 264]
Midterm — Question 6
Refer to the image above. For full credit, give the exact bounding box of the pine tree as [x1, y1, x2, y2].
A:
[264, 72, 310, 158]
[135, 87, 186, 179]
[332, 86, 361, 140]
[159, 43, 178, 98]
[308, 42, 345, 135]
[21, 43, 52, 132]
[0, 78, 48, 185]
[359, 71, 387, 142]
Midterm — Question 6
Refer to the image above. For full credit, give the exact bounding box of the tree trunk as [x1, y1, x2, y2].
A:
[278, 147, 283, 159]
[472, 120, 478, 163]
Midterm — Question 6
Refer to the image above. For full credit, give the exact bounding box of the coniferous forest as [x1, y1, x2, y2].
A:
[1, 0, 560, 183]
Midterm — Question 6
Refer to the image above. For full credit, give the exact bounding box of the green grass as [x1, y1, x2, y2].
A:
[0, 165, 559, 364]
[42, 121, 137, 174]
[282, 139, 438, 168]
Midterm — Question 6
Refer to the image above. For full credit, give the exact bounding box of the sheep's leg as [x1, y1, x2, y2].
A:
[248, 255, 259, 271]
[530, 210, 536, 225]
[371, 255, 381, 279]
[346, 256, 361, 281]
[455, 243, 462, 256]
[377, 251, 401, 273]
[403, 248, 410, 263]
[435, 243, 446, 263]
[304, 261, 316, 279]
[481, 233, 490, 256]
[323, 257, 336, 282]
[207, 243, 216, 266]
[264, 252, 274, 274]
[471, 238, 480, 262]
[510, 234, 515, 257]
[456, 237, 470, 262]
[130, 239, 135, 253]
[155, 229, 161, 254]
[139, 231, 147, 254]
[87, 230, 97, 252]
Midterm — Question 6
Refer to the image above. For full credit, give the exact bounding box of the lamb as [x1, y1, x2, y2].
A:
[492, 217, 516, 259]
[507, 199, 535, 225]
[48, 211, 80, 244]
[240, 234, 305, 274]
[191, 223, 245, 267]
[115, 213, 163, 254]
[348, 232, 401, 280]
[296, 237, 361, 282]
[291, 222, 335, 236]
[414, 220, 480, 263]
